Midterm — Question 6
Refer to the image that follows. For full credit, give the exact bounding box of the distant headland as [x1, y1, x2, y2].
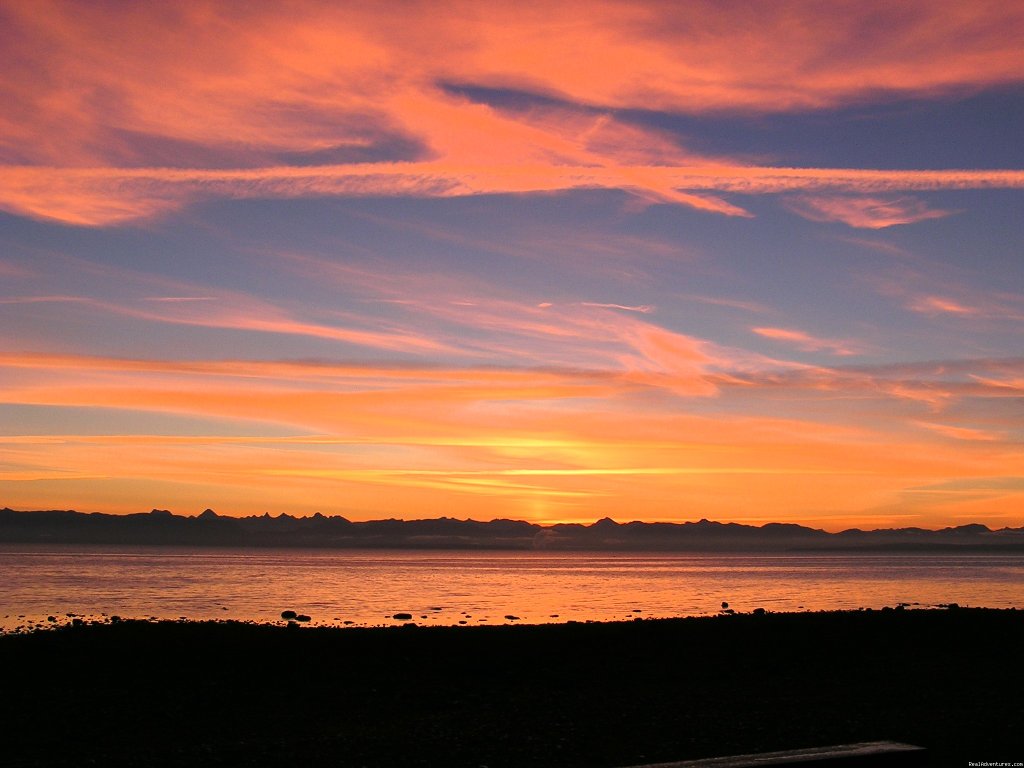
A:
[2, 507, 1023, 551]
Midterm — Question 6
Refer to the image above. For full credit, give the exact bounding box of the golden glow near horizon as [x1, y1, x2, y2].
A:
[1, 1, 1023, 530]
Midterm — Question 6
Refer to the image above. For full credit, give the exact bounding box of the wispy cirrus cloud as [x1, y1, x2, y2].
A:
[729, 357, 1024, 410]
[782, 195, 954, 229]
[751, 326, 859, 356]
[579, 302, 654, 313]
[915, 421, 1002, 442]
[4, 163, 1023, 227]
[907, 295, 980, 316]
[879, 278, 1024, 324]
[0, 291, 453, 354]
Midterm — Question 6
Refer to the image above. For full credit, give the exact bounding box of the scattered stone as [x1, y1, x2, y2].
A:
[295, 614, 311, 622]
[753, 607, 766, 616]
[458, 620, 467, 625]
[71, 618, 84, 627]
[392, 613, 413, 620]
[504, 615, 520, 621]
[281, 610, 297, 620]
[721, 601, 729, 610]
[46, 616, 56, 623]
[343, 620, 354, 625]
[110, 615, 121, 623]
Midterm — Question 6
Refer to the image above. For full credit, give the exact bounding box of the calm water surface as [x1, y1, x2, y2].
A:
[2, 545, 1022, 632]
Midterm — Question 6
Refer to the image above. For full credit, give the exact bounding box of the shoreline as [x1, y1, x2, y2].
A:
[4, 608, 1022, 766]
[0, 600, 986, 636]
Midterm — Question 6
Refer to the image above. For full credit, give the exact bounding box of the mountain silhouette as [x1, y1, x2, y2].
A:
[2, 508, 1022, 551]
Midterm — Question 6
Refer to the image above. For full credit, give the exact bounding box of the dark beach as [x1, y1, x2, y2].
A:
[3, 608, 1022, 767]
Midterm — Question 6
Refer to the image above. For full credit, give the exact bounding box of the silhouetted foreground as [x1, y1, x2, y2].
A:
[3, 609, 1021, 767]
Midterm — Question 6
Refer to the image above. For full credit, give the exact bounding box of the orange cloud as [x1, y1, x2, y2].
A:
[5, 1, 1023, 161]
[4, 348, 1023, 526]
[2, 2, 1023, 225]
[782, 195, 953, 228]
[751, 327, 858, 356]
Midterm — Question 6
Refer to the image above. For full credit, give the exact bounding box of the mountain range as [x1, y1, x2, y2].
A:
[2, 507, 1023, 551]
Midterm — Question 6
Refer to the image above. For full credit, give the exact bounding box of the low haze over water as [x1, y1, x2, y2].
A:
[2, 546, 1021, 632]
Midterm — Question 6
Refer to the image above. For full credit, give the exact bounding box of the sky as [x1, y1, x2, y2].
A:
[1, 0, 1023, 530]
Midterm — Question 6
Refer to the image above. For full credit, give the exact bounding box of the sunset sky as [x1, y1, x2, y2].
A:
[2, 1, 1023, 530]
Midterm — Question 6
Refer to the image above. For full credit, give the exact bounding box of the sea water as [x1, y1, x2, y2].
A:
[1, 545, 1022, 632]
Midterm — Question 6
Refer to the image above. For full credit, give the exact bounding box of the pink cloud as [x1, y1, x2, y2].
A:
[782, 195, 954, 228]
[751, 327, 859, 356]
[907, 296, 980, 316]
[3, 163, 1023, 227]
[2, 2, 1024, 225]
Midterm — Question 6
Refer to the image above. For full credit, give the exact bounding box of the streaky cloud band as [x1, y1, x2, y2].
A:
[3, 163, 1024, 226]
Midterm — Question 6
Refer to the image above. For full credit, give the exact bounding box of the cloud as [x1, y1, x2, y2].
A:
[728, 356, 1024, 410]
[782, 195, 954, 228]
[5, 348, 1023, 524]
[915, 422, 1001, 442]
[905, 291, 1024, 324]
[579, 302, 653, 313]
[2, 2, 1024, 225]
[893, 285, 1024, 324]
[751, 327, 859, 356]
[907, 295, 980, 316]
[1, 291, 453, 354]
[3, 163, 1023, 227]
[5, 1, 1024, 161]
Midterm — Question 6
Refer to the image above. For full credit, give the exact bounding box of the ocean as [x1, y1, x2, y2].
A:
[2, 545, 1022, 632]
